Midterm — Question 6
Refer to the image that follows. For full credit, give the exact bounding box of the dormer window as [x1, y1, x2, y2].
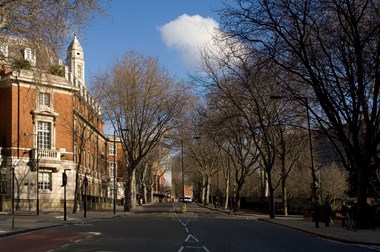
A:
[39, 92, 51, 108]
[24, 48, 36, 66]
[0, 44, 8, 58]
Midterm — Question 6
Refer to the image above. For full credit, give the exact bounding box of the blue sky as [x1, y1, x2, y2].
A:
[79, 0, 224, 84]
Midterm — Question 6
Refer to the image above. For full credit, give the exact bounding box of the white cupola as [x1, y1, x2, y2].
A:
[66, 34, 85, 86]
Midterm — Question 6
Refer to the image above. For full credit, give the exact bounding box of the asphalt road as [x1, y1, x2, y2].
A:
[0, 203, 378, 252]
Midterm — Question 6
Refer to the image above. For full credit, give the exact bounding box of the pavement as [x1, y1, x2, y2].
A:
[0, 206, 132, 238]
[208, 205, 380, 247]
[0, 204, 379, 247]
[260, 214, 379, 246]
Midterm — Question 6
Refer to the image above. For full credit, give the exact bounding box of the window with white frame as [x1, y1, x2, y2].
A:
[39, 92, 51, 108]
[24, 48, 36, 66]
[109, 161, 116, 177]
[109, 144, 115, 156]
[37, 121, 51, 149]
[38, 170, 52, 190]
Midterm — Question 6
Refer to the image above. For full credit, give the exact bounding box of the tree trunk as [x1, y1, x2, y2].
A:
[267, 170, 275, 219]
[261, 168, 268, 198]
[132, 173, 137, 209]
[282, 176, 288, 216]
[201, 176, 206, 204]
[205, 178, 211, 204]
[235, 184, 243, 211]
[149, 182, 154, 203]
[72, 164, 81, 213]
[124, 169, 136, 212]
[15, 178, 20, 210]
[142, 184, 147, 204]
[141, 164, 147, 204]
[357, 166, 369, 228]
[224, 174, 230, 209]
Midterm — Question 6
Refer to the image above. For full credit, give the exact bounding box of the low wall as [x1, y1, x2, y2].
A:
[303, 212, 343, 227]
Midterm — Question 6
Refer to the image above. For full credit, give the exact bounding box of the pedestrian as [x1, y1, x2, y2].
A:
[322, 200, 333, 227]
[341, 202, 349, 227]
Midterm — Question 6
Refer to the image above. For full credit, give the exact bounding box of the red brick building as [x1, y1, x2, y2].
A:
[0, 36, 124, 212]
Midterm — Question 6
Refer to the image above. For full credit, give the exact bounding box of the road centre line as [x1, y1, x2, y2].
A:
[172, 205, 210, 252]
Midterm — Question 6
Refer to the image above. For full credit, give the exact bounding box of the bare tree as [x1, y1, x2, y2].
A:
[0, 0, 105, 50]
[218, 147, 232, 210]
[220, 0, 380, 227]
[286, 162, 313, 212]
[194, 32, 287, 217]
[269, 99, 310, 216]
[71, 98, 99, 213]
[204, 106, 260, 210]
[92, 51, 191, 211]
[233, 51, 306, 219]
[186, 137, 219, 205]
[319, 162, 349, 208]
[272, 128, 306, 216]
[137, 145, 170, 204]
[196, 73, 262, 211]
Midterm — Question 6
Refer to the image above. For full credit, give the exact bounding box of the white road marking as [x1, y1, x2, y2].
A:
[185, 234, 199, 242]
[173, 205, 211, 251]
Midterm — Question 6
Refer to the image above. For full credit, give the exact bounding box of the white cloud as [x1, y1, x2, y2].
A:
[159, 14, 219, 70]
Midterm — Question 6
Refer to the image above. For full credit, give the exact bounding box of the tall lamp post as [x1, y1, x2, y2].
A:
[180, 139, 185, 204]
[11, 160, 17, 229]
[24, 132, 39, 215]
[164, 136, 200, 204]
[113, 130, 117, 215]
[270, 95, 319, 228]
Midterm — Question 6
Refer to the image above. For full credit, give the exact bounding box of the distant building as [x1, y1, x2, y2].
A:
[0, 35, 124, 212]
[149, 161, 168, 202]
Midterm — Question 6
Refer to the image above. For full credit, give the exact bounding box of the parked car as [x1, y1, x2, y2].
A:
[180, 196, 193, 203]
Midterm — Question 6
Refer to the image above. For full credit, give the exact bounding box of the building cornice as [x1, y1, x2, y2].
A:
[3, 69, 79, 93]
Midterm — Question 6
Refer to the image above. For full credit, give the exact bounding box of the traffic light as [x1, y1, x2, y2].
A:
[62, 173, 67, 186]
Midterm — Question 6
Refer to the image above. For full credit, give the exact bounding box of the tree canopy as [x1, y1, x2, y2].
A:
[0, 0, 105, 49]
[92, 51, 192, 211]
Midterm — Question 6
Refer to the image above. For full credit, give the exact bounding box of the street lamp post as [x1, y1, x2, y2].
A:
[164, 136, 200, 204]
[180, 139, 185, 204]
[270, 95, 319, 228]
[113, 130, 116, 215]
[11, 161, 16, 229]
[24, 132, 39, 215]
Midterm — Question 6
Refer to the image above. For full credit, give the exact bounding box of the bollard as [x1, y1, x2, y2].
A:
[181, 203, 186, 213]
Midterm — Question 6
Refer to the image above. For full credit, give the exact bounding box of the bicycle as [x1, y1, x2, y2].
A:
[345, 214, 357, 231]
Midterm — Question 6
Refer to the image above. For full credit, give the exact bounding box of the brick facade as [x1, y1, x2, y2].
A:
[0, 36, 124, 212]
